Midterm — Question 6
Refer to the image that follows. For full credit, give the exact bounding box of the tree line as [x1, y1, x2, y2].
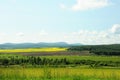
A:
[0, 56, 120, 67]
[68, 44, 120, 55]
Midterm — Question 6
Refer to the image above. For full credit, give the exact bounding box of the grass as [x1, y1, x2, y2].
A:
[0, 47, 67, 53]
[0, 53, 120, 62]
[41, 55, 120, 62]
[0, 48, 120, 80]
[0, 67, 120, 80]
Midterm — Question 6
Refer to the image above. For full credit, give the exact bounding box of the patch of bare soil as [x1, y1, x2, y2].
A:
[14, 51, 90, 56]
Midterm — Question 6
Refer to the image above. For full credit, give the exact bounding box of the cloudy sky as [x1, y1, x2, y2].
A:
[0, 0, 120, 45]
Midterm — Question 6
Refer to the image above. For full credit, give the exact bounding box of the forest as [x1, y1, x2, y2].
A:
[68, 44, 120, 55]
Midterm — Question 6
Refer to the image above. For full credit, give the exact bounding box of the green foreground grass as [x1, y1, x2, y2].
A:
[0, 50, 120, 80]
[0, 67, 120, 80]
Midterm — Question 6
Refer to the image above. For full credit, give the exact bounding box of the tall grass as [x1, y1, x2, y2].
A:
[0, 67, 120, 80]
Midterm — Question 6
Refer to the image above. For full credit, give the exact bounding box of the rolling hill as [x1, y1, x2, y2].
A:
[0, 42, 82, 49]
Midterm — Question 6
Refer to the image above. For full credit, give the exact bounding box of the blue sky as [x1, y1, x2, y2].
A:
[0, 0, 120, 44]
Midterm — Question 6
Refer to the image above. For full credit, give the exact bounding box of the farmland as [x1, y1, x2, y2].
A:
[1, 0, 120, 79]
[0, 46, 120, 80]
[0, 47, 67, 53]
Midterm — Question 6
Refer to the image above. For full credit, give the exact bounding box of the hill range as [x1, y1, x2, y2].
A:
[0, 42, 82, 49]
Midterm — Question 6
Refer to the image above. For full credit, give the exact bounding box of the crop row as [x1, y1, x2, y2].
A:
[0, 55, 120, 68]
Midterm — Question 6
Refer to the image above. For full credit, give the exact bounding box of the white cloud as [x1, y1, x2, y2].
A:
[0, 32, 7, 36]
[72, 0, 110, 11]
[72, 30, 98, 36]
[97, 31, 110, 38]
[16, 32, 24, 36]
[71, 24, 120, 45]
[71, 32, 107, 44]
[62, 0, 110, 11]
[110, 24, 120, 34]
[0, 24, 120, 45]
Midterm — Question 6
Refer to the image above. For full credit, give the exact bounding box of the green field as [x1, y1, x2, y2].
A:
[0, 47, 120, 80]
[0, 67, 120, 80]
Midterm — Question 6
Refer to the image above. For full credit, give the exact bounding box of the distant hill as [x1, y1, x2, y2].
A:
[0, 42, 82, 49]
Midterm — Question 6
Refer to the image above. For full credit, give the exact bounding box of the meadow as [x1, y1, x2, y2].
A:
[0, 67, 120, 80]
[0, 47, 120, 80]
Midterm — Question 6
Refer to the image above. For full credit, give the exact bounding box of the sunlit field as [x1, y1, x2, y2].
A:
[0, 67, 120, 80]
[0, 47, 67, 53]
[0, 47, 120, 80]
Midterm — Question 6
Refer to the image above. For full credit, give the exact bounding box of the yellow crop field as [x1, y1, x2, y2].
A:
[0, 47, 67, 53]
